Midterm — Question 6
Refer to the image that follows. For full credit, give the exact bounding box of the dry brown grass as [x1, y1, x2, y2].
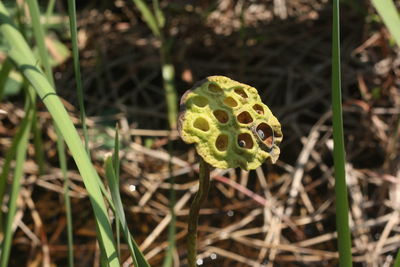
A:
[1, 1, 400, 266]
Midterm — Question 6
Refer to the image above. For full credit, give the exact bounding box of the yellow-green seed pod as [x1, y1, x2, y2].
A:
[178, 76, 282, 170]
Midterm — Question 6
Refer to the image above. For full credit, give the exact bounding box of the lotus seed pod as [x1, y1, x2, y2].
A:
[178, 76, 282, 170]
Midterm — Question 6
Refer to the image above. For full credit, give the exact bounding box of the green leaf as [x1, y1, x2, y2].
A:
[153, 0, 165, 29]
[2, 74, 23, 97]
[0, 3, 120, 266]
[131, 0, 161, 37]
[331, 0, 353, 266]
[370, 0, 400, 47]
[0, 88, 34, 267]
[105, 157, 150, 267]
[0, 58, 15, 99]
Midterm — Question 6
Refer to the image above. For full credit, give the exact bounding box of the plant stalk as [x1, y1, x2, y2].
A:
[0, 87, 34, 267]
[67, 0, 89, 153]
[187, 157, 210, 267]
[0, 3, 120, 265]
[331, 0, 353, 266]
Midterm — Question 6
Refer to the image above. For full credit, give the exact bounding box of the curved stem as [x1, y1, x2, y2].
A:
[187, 158, 210, 267]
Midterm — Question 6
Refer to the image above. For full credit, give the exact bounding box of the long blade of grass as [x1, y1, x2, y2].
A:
[0, 89, 31, 233]
[67, 0, 89, 153]
[130, 0, 178, 129]
[55, 124, 74, 267]
[112, 126, 120, 180]
[45, 0, 56, 26]
[162, 63, 178, 130]
[27, 0, 113, 212]
[26, 1, 74, 265]
[112, 127, 121, 257]
[0, 57, 13, 100]
[370, 0, 400, 47]
[162, 140, 176, 267]
[25, 0, 47, 179]
[0, 3, 120, 265]
[32, 107, 45, 175]
[131, 0, 160, 37]
[105, 157, 150, 267]
[0, 87, 34, 267]
[132, 3, 178, 262]
[26, 0, 53, 84]
[331, 0, 353, 266]
[63, 0, 115, 218]
[0, 116, 21, 232]
[153, 0, 165, 29]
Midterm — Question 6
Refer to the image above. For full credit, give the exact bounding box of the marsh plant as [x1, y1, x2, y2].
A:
[178, 76, 282, 266]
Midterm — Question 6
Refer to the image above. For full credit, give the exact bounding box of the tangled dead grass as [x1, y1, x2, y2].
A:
[1, 1, 400, 266]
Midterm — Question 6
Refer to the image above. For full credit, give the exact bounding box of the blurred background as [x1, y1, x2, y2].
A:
[1, 0, 400, 266]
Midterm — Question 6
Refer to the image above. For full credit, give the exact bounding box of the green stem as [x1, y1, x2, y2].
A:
[332, 0, 353, 266]
[160, 41, 177, 130]
[26, 1, 74, 264]
[394, 248, 400, 267]
[162, 135, 176, 267]
[56, 124, 74, 267]
[45, 0, 56, 26]
[0, 57, 13, 101]
[67, 0, 89, 153]
[0, 3, 119, 265]
[32, 107, 45, 175]
[0, 87, 34, 267]
[187, 157, 210, 267]
[129, 0, 177, 129]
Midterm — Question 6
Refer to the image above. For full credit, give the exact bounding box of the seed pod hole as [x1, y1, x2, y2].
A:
[237, 111, 253, 124]
[223, 97, 238, 107]
[192, 96, 208, 107]
[253, 104, 264, 115]
[256, 123, 274, 148]
[216, 134, 229, 151]
[237, 133, 254, 149]
[208, 83, 223, 93]
[193, 117, 210, 132]
[213, 110, 229, 123]
[234, 87, 248, 98]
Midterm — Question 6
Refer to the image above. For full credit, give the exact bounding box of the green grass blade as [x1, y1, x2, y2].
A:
[105, 157, 150, 267]
[26, 1, 74, 264]
[26, 0, 54, 84]
[112, 127, 121, 257]
[162, 140, 176, 267]
[26, 0, 114, 211]
[129, 1, 177, 130]
[25, 0, 47, 178]
[152, 0, 165, 29]
[370, 0, 400, 47]
[0, 58, 13, 100]
[55, 124, 74, 267]
[394, 248, 400, 267]
[32, 107, 45, 175]
[0, 3, 120, 265]
[67, 0, 89, 153]
[130, 2, 177, 256]
[331, 0, 353, 266]
[45, 0, 56, 26]
[0, 90, 31, 233]
[131, 0, 160, 37]
[0, 127, 18, 232]
[0, 88, 34, 267]
[162, 63, 178, 130]
[112, 126, 120, 180]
